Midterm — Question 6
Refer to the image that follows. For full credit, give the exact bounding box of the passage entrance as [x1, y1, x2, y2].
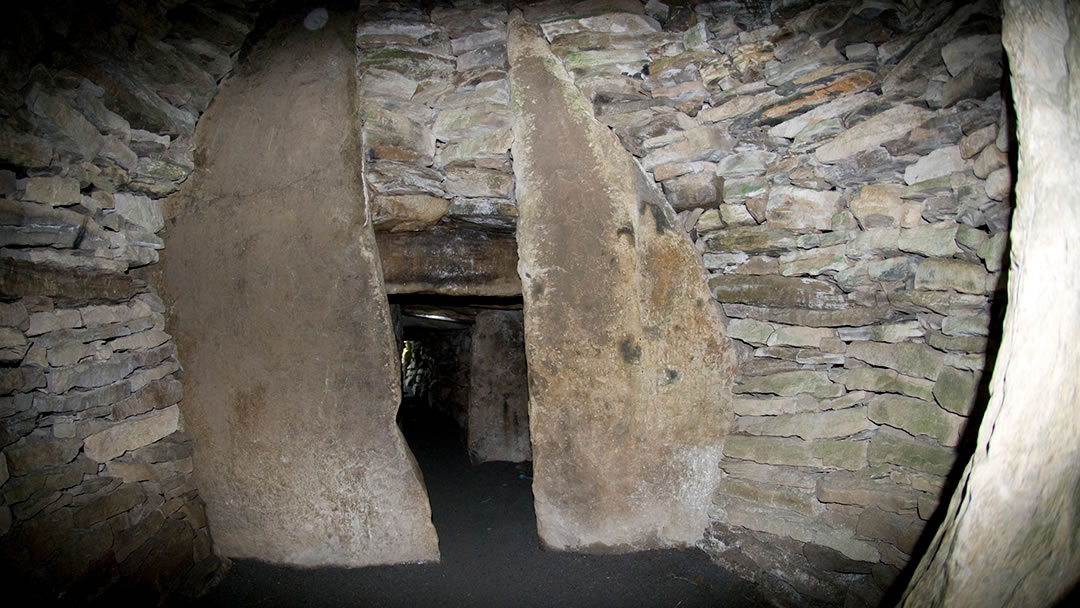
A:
[390, 294, 530, 466]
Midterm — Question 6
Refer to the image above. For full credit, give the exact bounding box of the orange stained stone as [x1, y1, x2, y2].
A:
[761, 70, 876, 121]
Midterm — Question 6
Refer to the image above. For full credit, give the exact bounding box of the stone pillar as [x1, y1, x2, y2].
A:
[160, 9, 439, 566]
[507, 13, 737, 552]
[468, 310, 531, 463]
[901, 1, 1080, 604]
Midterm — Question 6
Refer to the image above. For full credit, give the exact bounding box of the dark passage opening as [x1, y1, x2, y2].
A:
[389, 293, 531, 467]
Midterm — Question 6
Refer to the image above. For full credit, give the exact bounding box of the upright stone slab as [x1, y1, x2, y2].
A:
[508, 13, 736, 551]
[468, 310, 531, 463]
[160, 11, 438, 566]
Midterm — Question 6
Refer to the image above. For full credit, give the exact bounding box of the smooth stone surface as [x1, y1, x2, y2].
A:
[898, 222, 963, 258]
[709, 275, 847, 310]
[868, 427, 954, 477]
[867, 394, 965, 447]
[371, 194, 450, 232]
[161, 14, 439, 567]
[765, 186, 843, 231]
[509, 15, 735, 552]
[903, 146, 966, 185]
[830, 367, 935, 402]
[914, 258, 989, 294]
[932, 366, 979, 416]
[82, 406, 180, 462]
[733, 407, 873, 441]
[468, 311, 531, 464]
[903, 5, 1080, 601]
[846, 342, 946, 381]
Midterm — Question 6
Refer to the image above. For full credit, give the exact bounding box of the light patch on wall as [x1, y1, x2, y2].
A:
[303, 7, 328, 31]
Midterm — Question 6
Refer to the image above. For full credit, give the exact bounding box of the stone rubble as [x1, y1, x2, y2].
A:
[1, 0, 259, 602]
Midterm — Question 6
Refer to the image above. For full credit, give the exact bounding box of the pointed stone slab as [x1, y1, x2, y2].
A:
[508, 13, 736, 552]
[161, 10, 438, 567]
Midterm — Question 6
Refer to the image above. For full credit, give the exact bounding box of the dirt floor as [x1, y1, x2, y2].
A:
[169, 405, 768, 608]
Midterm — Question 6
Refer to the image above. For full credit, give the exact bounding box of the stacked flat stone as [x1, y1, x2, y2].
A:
[540, 0, 1008, 605]
[0, 0, 258, 602]
[357, 1, 518, 232]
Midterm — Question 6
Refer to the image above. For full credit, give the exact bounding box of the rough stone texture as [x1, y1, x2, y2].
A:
[902, 2, 1080, 604]
[161, 11, 438, 566]
[376, 227, 521, 296]
[371, 194, 449, 232]
[0, 1, 1025, 605]
[467, 310, 530, 463]
[0, 2, 252, 602]
[509, 13, 735, 551]
[815, 105, 933, 163]
[82, 405, 180, 462]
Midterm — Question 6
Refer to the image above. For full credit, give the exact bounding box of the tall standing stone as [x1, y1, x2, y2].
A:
[468, 310, 531, 463]
[160, 9, 438, 567]
[902, 1, 1080, 604]
[508, 13, 736, 551]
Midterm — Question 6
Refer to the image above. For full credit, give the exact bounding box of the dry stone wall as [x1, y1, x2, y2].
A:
[0, 1, 257, 602]
[530, 0, 1009, 605]
[356, 1, 519, 234]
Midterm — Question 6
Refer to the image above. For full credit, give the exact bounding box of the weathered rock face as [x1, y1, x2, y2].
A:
[508, 13, 736, 551]
[377, 227, 521, 296]
[160, 10, 438, 566]
[468, 310, 530, 463]
[901, 1, 1080, 604]
[0, 0, 258, 602]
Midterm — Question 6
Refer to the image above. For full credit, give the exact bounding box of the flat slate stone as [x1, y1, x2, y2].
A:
[722, 435, 868, 472]
[733, 406, 873, 440]
[867, 394, 965, 447]
[933, 365, 979, 416]
[914, 258, 989, 294]
[709, 275, 847, 310]
[846, 341, 946, 381]
[868, 427, 955, 477]
[371, 194, 450, 232]
[433, 103, 513, 141]
[734, 370, 833, 396]
[815, 105, 934, 163]
[765, 186, 844, 231]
